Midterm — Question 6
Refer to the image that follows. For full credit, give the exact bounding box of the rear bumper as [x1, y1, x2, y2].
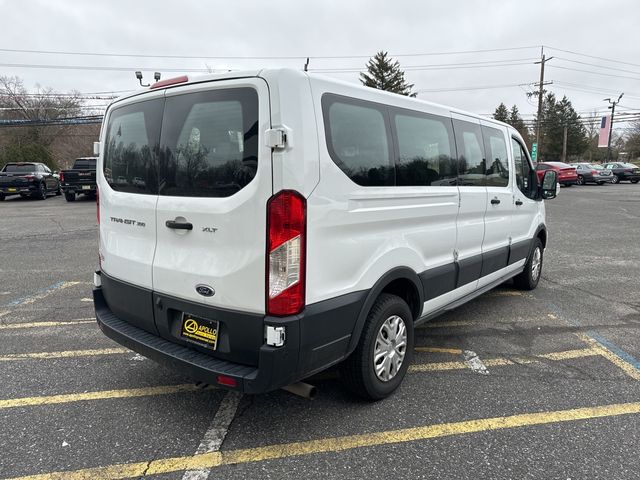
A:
[62, 184, 96, 193]
[0, 185, 36, 195]
[94, 274, 367, 394]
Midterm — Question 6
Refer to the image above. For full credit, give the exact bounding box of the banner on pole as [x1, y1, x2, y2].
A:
[598, 116, 611, 148]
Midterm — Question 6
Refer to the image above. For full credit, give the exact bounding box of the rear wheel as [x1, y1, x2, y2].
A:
[576, 175, 584, 185]
[513, 238, 543, 290]
[341, 293, 414, 400]
[612, 175, 620, 184]
[65, 192, 76, 202]
[632, 179, 639, 184]
[0, 194, 4, 201]
[33, 182, 47, 200]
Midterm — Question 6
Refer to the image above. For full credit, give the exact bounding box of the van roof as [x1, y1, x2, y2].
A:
[108, 68, 511, 131]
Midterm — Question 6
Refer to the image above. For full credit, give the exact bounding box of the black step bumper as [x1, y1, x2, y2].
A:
[93, 278, 366, 394]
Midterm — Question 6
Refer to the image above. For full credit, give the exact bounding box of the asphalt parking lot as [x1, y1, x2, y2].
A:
[0, 185, 639, 479]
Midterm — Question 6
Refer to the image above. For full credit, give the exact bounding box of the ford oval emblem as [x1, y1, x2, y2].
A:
[195, 284, 215, 297]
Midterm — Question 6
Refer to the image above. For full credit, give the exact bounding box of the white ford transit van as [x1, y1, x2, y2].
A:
[93, 69, 558, 400]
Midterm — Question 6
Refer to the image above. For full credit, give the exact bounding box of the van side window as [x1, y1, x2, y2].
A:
[453, 120, 485, 186]
[322, 95, 393, 186]
[511, 138, 536, 199]
[482, 126, 509, 187]
[393, 111, 457, 186]
[103, 98, 164, 194]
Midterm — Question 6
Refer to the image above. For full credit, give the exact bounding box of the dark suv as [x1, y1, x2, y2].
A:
[0, 162, 61, 201]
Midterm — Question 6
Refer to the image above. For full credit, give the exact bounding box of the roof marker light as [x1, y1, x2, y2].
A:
[150, 75, 189, 89]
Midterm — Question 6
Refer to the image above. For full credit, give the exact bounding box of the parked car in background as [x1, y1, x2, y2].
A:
[60, 157, 97, 202]
[0, 162, 61, 201]
[571, 163, 613, 185]
[535, 162, 578, 186]
[602, 162, 640, 184]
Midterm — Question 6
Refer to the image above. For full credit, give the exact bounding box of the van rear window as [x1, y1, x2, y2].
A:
[103, 88, 258, 197]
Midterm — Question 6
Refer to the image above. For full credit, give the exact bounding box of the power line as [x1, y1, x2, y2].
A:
[555, 57, 640, 76]
[548, 65, 640, 81]
[0, 45, 540, 60]
[544, 45, 640, 69]
[313, 59, 536, 73]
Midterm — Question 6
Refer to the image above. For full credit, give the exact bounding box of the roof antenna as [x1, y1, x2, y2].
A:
[303, 57, 309, 72]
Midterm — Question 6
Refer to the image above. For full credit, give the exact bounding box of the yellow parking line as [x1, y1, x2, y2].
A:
[575, 333, 640, 381]
[0, 384, 201, 410]
[414, 346, 463, 355]
[0, 348, 129, 362]
[410, 348, 598, 373]
[0, 320, 95, 330]
[9, 401, 640, 480]
[417, 320, 475, 329]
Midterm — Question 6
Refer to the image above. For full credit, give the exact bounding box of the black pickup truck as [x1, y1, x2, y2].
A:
[60, 157, 97, 201]
[0, 162, 61, 201]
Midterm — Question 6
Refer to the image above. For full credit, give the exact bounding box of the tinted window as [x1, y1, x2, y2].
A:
[103, 98, 163, 194]
[322, 95, 393, 186]
[482, 126, 509, 187]
[453, 120, 485, 186]
[74, 158, 97, 169]
[394, 111, 457, 186]
[511, 138, 536, 199]
[159, 88, 259, 197]
[4, 164, 37, 173]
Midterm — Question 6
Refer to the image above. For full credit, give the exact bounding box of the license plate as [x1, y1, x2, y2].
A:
[7, 188, 17, 192]
[181, 313, 219, 349]
[81, 185, 91, 190]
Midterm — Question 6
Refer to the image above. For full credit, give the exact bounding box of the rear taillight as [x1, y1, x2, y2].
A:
[24, 175, 35, 180]
[59, 172, 65, 182]
[591, 170, 598, 175]
[266, 190, 306, 317]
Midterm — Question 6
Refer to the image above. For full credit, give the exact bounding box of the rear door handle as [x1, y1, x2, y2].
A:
[515, 200, 523, 206]
[490, 198, 501, 205]
[165, 220, 193, 230]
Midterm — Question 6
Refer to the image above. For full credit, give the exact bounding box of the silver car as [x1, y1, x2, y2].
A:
[571, 163, 613, 185]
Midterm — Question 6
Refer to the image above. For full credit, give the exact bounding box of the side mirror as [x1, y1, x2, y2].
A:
[540, 170, 558, 199]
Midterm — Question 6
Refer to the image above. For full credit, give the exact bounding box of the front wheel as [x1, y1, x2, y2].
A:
[341, 293, 414, 400]
[632, 180, 639, 184]
[513, 238, 543, 290]
[576, 175, 584, 185]
[612, 175, 620, 184]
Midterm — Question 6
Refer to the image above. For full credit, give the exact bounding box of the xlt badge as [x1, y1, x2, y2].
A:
[195, 284, 215, 297]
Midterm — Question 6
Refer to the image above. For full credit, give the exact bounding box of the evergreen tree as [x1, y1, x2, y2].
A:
[535, 93, 588, 161]
[508, 105, 531, 147]
[492, 103, 509, 123]
[360, 51, 416, 97]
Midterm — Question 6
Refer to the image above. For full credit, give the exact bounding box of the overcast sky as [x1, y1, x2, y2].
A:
[1, 0, 638, 131]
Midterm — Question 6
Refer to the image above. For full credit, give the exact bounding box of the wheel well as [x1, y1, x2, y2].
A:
[380, 278, 421, 320]
[537, 229, 547, 248]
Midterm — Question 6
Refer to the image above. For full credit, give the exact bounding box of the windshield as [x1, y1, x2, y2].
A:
[103, 88, 259, 197]
[73, 159, 97, 169]
[3, 164, 37, 173]
[622, 163, 638, 169]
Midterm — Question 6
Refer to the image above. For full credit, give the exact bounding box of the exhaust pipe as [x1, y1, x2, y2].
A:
[282, 381, 317, 399]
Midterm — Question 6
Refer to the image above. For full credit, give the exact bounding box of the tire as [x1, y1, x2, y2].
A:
[56, 185, 62, 195]
[33, 182, 47, 200]
[65, 192, 76, 202]
[513, 238, 544, 290]
[597, 182, 605, 185]
[632, 180, 639, 184]
[341, 293, 414, 400]
[576, 175, 584, 185]
[0, 194, 4, 201]
[612, 175, 620, 184]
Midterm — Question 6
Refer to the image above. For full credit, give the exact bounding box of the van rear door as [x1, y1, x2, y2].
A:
[99, 93, 165, 333]
[152, 79, 271, 323]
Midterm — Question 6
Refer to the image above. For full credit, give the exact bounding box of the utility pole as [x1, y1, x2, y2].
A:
[561, 125, 568, 163]
[605, 93, 624, 162]
[534, 47, 553, 162]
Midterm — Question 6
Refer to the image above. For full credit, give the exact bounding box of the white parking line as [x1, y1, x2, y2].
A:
[181, 390, 243, 480]
[463, 350, 490, 375]
[4, 281, 81, 307]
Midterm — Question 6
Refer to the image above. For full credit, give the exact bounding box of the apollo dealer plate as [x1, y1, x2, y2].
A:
[181, 313, 219, 350]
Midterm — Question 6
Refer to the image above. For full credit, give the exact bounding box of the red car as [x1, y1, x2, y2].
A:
[535, 162, 578, 187]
